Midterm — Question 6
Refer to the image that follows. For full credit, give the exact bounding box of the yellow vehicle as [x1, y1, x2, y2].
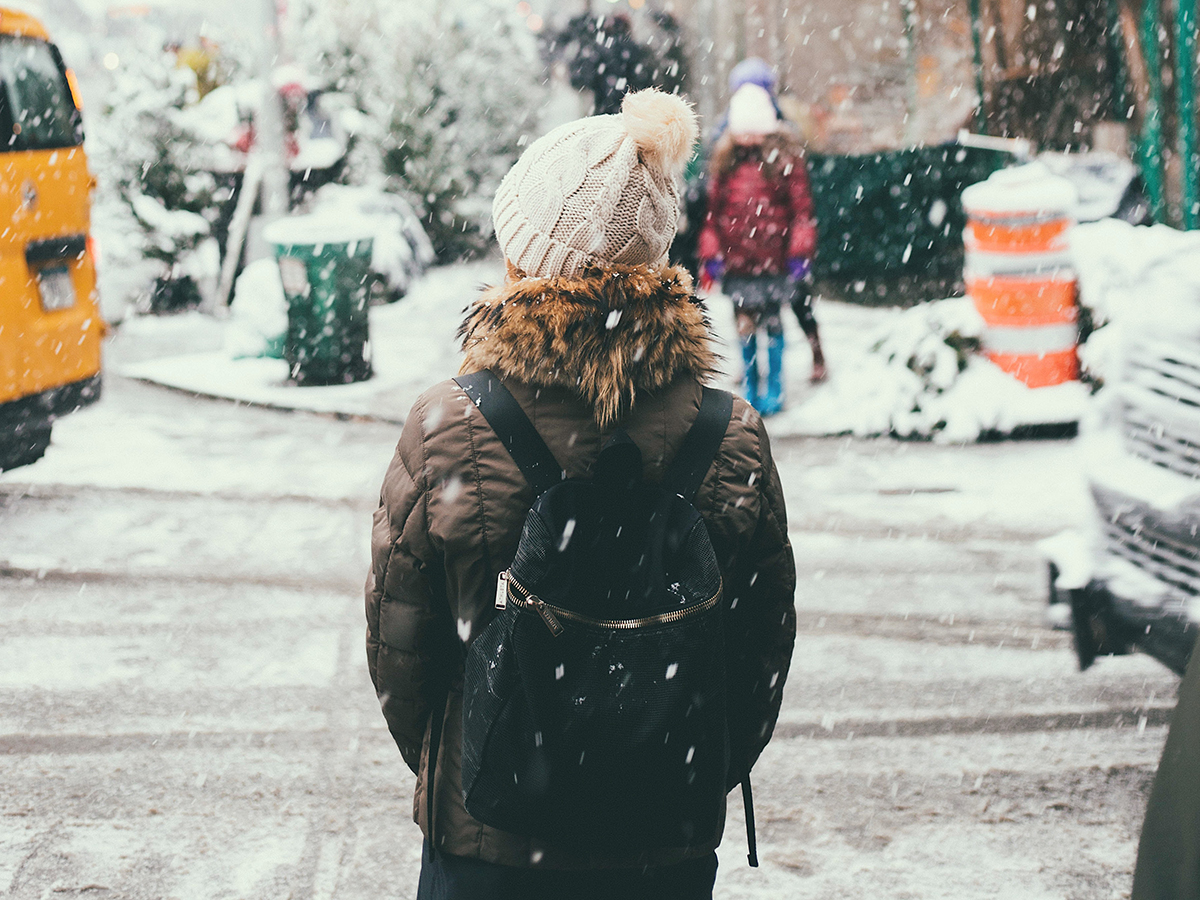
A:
[0, 8, 101, 471]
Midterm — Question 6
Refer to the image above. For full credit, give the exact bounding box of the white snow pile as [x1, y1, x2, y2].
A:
[224, 259, 288, 360]
[1070, 218, 1200, 387]
[777, 297, 1089, 442]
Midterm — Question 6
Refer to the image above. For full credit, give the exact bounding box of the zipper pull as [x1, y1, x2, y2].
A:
[532, 598, 564, 637]
[494, 570, 509, 610]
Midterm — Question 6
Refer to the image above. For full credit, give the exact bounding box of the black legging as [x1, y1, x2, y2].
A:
[791, 278, 818, 337]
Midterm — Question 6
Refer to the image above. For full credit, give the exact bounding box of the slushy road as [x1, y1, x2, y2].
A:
[0, 373, 1177, 899]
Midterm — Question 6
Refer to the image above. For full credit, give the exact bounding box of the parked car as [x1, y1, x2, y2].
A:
[0, 7, 102, 470]
[1045, 236, 1200, 675]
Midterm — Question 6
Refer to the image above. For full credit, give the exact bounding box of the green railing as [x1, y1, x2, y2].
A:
[807, 145, 1007, 295]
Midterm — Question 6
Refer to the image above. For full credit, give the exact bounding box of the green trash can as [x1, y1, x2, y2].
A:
[263, 215, 376, 386]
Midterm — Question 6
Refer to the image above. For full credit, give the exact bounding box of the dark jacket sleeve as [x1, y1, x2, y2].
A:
[785, 156, 818, 260]
[366, 395, 452, 774]
[725, 415, 797, 785]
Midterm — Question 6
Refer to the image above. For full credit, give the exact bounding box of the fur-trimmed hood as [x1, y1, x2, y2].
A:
[458, 263, 720, 427]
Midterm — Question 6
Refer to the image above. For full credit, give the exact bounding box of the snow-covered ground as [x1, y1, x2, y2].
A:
[18, 257, 1086, 539]
[8, 255, 1180, 900]
[115, 260, 493, 425]
[110, 257, 1092, 444]
[11, 250, 1102, 564]
[0, 349, 1162, 900]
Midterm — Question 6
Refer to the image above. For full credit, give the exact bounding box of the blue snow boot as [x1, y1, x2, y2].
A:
[760, 335, 786, 416]
[740, 333, 761, 410]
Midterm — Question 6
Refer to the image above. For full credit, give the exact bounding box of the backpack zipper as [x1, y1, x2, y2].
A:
[502, 571, 722, 637]
[494, 571, 564, 635]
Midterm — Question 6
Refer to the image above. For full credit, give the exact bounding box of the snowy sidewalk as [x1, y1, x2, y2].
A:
[114, 260, 1090, 441]
[115, 259, 749, 426]
[115, 262, 499, 425]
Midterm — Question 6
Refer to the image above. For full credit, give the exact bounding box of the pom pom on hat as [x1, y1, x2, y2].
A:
[728, 84, 780, 137]
[621, 89, 699, 173]
[491, 89, 700, 279]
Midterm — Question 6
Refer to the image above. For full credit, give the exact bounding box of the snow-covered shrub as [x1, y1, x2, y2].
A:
[90, 49, 223, 312]
[786, 299, 981, 439]
[786, 296, 1091, 441]
[872, 298, 983, 394]
[542, 12, 689, 116]
[172, 81, 260, 174]
[297, 0, 546, 262]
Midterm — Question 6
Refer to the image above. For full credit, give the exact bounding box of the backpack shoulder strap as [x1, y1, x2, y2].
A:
[454, 370, 563, 497]
[662, 386, 734, 503]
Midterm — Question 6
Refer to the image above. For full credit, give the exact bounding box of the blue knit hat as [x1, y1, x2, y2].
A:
[729, 58, 776, 95]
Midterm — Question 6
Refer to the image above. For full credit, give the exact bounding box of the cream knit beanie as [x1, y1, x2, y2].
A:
[492, 89, 699, 279]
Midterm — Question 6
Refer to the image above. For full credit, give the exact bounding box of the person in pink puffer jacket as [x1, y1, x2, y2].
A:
[699, 83, 825, 413]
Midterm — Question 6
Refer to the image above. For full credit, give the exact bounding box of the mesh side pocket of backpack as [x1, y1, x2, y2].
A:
[461, 608, 520, 809]
[675, 518, 722, 604]
[508, 508, 555, 587]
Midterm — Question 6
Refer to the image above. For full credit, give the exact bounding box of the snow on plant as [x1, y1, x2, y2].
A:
[787, 295, 1091, 442]
[873, 297, 982, 394]
[785, 297, 987, 440]
[90, 48, 223, 310]
[870, 298, 986, 438]
[297, 0, 546, 262]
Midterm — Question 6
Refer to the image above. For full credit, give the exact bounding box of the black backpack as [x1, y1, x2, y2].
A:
[432, 370, 758, 865]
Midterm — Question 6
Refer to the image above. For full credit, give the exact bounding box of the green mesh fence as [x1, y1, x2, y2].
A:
[807, 145, 1008, 296]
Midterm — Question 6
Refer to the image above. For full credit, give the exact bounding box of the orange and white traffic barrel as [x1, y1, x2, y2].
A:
[962, 164, 1080, 388]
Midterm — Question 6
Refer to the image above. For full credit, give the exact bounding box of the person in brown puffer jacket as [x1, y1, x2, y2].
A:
[366, 89, 797, 900]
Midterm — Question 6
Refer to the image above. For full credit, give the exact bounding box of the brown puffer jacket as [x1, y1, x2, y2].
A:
[366, 262, 797, 869]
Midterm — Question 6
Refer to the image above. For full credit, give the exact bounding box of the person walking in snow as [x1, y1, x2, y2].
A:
[711, 57, 787, 143]
[674, 58, 787, 286]
[709, 59, 826, 386]
[699, 82, 824, 415]
[365, 89, 796, 899]
[555, 13, 653, 116]
[1131, 630, 1200, 899]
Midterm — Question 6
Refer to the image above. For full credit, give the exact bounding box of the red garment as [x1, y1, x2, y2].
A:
[699, 147, 817, 277]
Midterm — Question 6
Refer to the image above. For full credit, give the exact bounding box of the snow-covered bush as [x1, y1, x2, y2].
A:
[90, 49, 223, 312]
[787, 298, 983, 439]
[784, 297, 1086, 441]
[172, 80, 260, 174]
[298, 0, 546, 262]
[543, 12, 689, 116]
[872, 298, 983, 395]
